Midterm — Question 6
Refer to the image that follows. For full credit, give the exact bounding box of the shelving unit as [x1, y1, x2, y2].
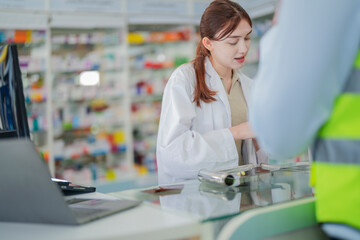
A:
[0, 0, 277, 187]
[128, 25, 196, 174]
[50, 27, 133, 185]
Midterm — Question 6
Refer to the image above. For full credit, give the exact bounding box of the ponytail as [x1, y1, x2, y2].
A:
[192, 41, 217, 107]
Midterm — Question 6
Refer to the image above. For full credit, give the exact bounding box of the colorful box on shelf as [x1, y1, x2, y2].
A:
[108, 130, 127, 153]
[135, 81, 154, 95]
[144, 60, 174, 69]
[135, 164, 149, 176]
[19, 56, 46, 73]
[128, 33, 145, 44]
[128, 28, 190, 45]
[0, 30, 45, 44]
[89, 99, 109, 112]
[26, 89, 46, 103]
[53, 128, 128, 159]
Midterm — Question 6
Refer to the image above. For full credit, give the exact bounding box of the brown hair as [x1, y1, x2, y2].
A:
[193, 0, 252, 107]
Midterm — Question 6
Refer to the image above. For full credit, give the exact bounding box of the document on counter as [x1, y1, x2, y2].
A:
[142, 184, 184, 196]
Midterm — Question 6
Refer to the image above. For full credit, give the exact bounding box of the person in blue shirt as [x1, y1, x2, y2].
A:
[249, 1, 360, 239]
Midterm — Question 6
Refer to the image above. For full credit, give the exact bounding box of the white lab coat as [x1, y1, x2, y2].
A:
[156, 57, 267, 185]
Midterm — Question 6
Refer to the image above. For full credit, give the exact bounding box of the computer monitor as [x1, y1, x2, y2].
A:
[0, 44, 30, 139]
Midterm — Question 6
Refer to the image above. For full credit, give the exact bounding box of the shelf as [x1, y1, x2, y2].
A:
[129, 40, 191, 46]
[21, 70, 46, 75]
[15, 41, 46, 49]
[26, 100, 47, 105]
[31, 129, 47, 133]
[132, 118, 159, 125]
[55, 147, 127, 161]
[131, 94, 162, 103]
[130, 66, 173, 71]
[51, 42, 122, 48]
[52, 66, 124, 74]
[55, 124, 126, 136]
[53, 97, 124, 109]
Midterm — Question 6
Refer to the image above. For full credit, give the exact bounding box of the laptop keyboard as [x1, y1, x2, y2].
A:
[66, 199, 142, 223]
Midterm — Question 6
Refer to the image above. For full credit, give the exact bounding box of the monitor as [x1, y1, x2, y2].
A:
[0, 44, 30, 139]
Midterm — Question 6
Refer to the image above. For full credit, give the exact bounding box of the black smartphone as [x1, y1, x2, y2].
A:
[60, 183, 96, 195]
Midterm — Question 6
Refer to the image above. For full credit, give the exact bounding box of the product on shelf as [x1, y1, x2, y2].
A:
[50, 28, 133, 183]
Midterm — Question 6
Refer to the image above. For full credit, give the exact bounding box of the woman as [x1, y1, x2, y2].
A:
[156, 0, 267, 185]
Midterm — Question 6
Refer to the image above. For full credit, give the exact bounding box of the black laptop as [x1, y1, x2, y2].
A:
[0, 139, 141, 225]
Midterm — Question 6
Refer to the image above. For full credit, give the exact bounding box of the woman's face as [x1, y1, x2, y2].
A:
[207, 20, 252, 72]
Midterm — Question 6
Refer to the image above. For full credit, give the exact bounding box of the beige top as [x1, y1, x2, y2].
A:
[221, 71, 248, 165]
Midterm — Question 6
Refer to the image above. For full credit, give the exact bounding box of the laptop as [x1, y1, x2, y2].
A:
[0, 138, 142, 225]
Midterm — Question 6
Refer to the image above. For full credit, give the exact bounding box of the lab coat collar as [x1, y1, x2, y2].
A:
[236, 70, 252, 107]
[204, 57, 253, 118]
[204, 57, 231, 120]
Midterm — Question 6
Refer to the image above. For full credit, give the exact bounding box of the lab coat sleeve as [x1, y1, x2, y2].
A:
[249, 0, 360, 160]
[157, 69, 238, 180]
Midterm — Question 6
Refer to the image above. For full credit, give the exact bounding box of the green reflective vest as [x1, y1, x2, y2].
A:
[311, 49, 360, 229]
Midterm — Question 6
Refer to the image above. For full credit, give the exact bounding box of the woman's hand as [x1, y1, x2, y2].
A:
[229, 122, 255, 141]
[252, 138, 260, 151]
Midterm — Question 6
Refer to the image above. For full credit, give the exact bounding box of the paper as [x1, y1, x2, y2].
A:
[142, 184, 184, 196]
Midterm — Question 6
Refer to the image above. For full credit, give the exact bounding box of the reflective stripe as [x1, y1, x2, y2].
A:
[0, 45, 8, 63]
[313, 162, 360, 229]
[312, 49, 360, 229]
[318, 94, 360, 138]
[312, 139, 360, 164]
[343, 69, 360, 93]
[355, 50, 360, 69]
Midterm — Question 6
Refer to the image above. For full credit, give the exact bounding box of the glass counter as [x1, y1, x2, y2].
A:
[110, 166, 313, 224]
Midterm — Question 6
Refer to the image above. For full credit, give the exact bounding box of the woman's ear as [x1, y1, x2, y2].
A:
[202, 37, 213, 52]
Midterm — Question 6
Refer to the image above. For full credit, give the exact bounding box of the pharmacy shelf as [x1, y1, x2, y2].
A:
[128, 25, 196, 172]
[49, 26, 133, 183]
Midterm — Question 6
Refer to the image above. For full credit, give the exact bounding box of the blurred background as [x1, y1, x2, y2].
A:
[0, 0, 277, 192]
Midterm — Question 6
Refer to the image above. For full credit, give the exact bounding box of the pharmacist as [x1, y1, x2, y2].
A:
[156, 0, 267, 185]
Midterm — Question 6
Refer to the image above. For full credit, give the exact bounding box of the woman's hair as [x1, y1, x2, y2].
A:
[193, 0, 252, 107]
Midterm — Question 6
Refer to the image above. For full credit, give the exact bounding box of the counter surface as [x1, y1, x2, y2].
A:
[0, 166, 313, 240]
[110, 166, 313, 223]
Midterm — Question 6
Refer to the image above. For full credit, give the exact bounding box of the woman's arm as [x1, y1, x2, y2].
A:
[250, 1, 360, 159]
[229, 122, 255, 141]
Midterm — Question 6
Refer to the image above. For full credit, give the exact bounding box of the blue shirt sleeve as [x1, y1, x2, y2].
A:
[249, 0, 360, 159]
